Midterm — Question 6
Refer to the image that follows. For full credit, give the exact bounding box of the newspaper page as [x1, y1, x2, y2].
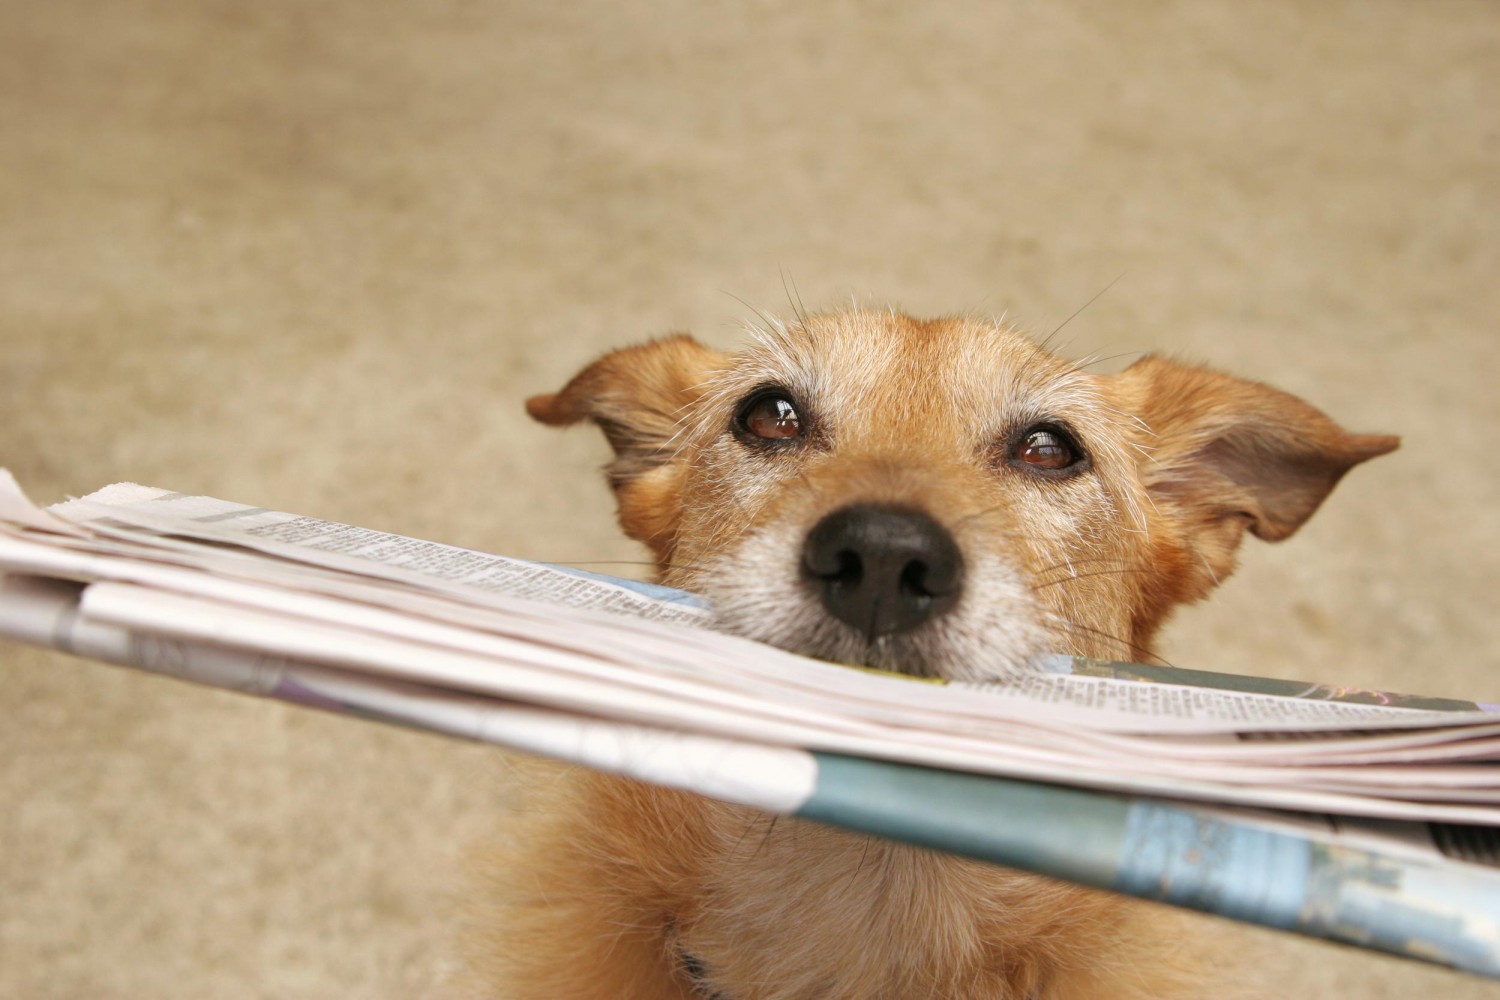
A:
[12, 478, 1500, 733]
[3, 471, 1499, 821]
[3, 471, 1499, 978]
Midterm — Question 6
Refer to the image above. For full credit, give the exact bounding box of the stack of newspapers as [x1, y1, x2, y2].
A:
[1, 470, 1497, 978]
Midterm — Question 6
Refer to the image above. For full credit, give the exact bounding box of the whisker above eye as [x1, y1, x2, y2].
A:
[1070, 350, 1146, 375]
[779, 266, 810, 330]
[718, 288, 786, 339]
[1039, 272, 1126, 352]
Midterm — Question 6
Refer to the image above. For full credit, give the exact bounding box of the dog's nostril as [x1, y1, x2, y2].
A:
[898, 560, 936, 599]
[831, 549, 864, 586]
[801, 505, 964, 640]
[806, 545, 864, 586]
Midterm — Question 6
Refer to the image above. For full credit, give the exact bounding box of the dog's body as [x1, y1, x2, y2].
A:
[470, 309, 1396, 999]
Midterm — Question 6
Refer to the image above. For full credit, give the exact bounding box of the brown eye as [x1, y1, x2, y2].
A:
[1013, 426, 1083, 472]
[736, 392, 803, 443]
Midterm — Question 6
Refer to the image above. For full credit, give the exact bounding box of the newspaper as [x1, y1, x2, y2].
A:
[2, 471, 1498, 978]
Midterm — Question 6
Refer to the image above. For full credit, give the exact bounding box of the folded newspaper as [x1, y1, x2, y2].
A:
[1, 470, 1497, 978]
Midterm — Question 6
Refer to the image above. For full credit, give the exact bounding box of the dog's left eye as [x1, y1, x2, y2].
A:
[736, 392, 803, 442]
[1011, 426, 1086, 473]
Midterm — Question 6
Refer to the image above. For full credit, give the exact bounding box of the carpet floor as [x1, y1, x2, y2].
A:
[2, 2, 1497, 996]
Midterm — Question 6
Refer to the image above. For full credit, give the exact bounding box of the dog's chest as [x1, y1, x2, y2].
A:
[671, 810, 1111, 1000]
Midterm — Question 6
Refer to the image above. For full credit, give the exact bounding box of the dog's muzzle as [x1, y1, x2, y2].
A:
[800, 504, 964, 640]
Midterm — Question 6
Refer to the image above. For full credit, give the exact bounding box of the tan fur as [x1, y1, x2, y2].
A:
[473, 309, 1397, 999]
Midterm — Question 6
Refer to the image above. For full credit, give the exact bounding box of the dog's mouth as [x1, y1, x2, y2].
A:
[709, 590, 1045, 681]
[708, 615, 946, 679]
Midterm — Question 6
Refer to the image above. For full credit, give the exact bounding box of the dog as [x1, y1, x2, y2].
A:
[465, 308, 1398, 999]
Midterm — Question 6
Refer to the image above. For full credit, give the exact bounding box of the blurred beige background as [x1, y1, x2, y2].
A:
[2, 1, 1497, 997]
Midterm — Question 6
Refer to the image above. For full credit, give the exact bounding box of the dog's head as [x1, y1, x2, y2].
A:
[529, 309, 1396, 680]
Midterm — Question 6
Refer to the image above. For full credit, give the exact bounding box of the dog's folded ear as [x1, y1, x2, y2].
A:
[1114, 356, 1399, 545]
[527, 334, 728, 482]
[527, 335, 727, 561]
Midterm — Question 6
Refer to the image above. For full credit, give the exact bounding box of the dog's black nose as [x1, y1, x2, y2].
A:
[801, 505, 964, 640]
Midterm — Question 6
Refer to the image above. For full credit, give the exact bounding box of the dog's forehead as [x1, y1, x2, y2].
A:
[729, 311, 1087, 434]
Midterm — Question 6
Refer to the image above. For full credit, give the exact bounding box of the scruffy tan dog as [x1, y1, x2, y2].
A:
[469, 309, 1396, 999]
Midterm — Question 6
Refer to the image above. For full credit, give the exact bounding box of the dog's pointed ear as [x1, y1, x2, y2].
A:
[527, 334, 728, 559]
[1113, 355, 1398, 551]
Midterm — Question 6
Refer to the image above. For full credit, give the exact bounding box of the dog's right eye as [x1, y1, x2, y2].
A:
[735, 392, 803, 444]
[1005, 423, 1090, 477]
